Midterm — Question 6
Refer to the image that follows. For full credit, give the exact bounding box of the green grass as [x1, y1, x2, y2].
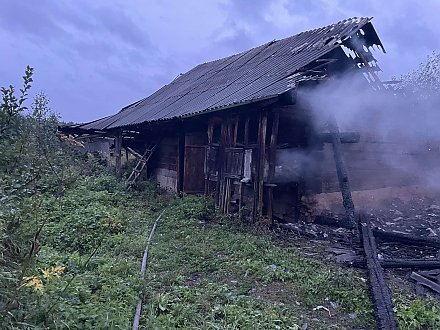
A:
[139, 196, 375, 329]
[2, 175, 167, 329]
[4, 176, 440, 329]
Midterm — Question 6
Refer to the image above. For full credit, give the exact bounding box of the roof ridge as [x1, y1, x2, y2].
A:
[193, 17, 372, 68]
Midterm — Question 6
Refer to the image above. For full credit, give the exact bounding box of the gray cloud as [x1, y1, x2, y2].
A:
[0, 0, 438, 123]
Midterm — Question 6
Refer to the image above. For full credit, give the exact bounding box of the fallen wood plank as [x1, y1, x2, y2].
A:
[418, 269, 440, 281]
[410, 272, 440, 294]
[359, 213, 398, 330]
[373, 229, 440, 248]
[382, 260, 440, 270]
[349, 258, 440, 270]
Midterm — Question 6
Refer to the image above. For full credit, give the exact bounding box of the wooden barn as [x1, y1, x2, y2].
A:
[62, 17, 409, 224]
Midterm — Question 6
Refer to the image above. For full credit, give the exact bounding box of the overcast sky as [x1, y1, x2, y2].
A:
[1, 0, 439, 123]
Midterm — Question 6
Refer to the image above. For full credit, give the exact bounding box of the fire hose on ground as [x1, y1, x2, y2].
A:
[132, 209, 166, 330]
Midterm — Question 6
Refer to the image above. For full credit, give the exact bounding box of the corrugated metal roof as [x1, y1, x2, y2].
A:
[79, 17, 383, 130]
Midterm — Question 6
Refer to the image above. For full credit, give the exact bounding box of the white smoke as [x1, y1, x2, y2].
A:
[296, 71, 440, 191]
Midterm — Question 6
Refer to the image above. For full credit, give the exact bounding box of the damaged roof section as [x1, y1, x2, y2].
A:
[79, 17, 384, 131]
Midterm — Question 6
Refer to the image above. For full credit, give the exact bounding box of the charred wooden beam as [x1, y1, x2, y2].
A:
[318, 132, 360, 144]
[373, 229, 440, 248]
[328, 116, 356, 227]
[350, 258, 440, 270]
[410, 272, 440, 294]
[359, 213, 398, 330]
[383, 260, 440, 270]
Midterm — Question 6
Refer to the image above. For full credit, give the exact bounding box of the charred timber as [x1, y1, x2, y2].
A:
[373, 229, 440, 248]
[328, 116, 356, 227]
[410, 272, 440, 294]
[318, 132, 360, 144]
[359, 213, 398, 330]
[349, 258, 440, 270]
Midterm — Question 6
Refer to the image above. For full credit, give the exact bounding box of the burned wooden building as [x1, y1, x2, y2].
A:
[63, 17, 396, 223]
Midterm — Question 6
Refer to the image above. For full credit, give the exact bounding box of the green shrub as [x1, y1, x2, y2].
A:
[396, 297, 440, 330]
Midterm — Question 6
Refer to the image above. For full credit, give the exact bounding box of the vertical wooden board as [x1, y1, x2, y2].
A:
[328, 116, 355, 226]
[207, 122, 214, 145]
[114, 131, 122, 177]
[183, 145, 206, 193]
[233, 117, 239, 147]
[258, 113, 268, 218]
[177, 131, 185, 193]
[224, 148, 244, 177]
[253, 112, 268, 221]
[268, 111, 280, 181]
[244, 116, 250, 147]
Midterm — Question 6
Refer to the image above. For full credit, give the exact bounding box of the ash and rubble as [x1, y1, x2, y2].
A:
[276, 195, 440, 259]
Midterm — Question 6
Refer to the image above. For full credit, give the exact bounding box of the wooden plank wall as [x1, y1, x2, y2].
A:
[152, 137, 178, 191]
[317, 136, 421, 193]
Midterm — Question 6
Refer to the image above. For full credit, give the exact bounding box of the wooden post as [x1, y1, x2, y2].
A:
[328, 115, 355, 227]
[244, 116, 250, 147]
[253, 112, 267, 221]
[115, 130, 122, 177]
[265, 184, 276, 224]
[217, 120, 227, 209]
[205, 121, 214, 195]
[207, 121, 214, 145]
[233, 117, 239, 147]
[268, 110, 279, 181]
[264, 111, 279, 224]
[177, 125, 185, 193]
[238, 181, 244, 221]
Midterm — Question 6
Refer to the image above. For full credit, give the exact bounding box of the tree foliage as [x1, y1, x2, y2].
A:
[0, 67, 122, 328]
[396, 51, 440, 99]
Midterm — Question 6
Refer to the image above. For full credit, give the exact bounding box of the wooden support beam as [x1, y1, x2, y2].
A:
[126, 146, 142, 160]
[328, 116, 356, 227]
[218, 121, 228, 209]
[268, 110, 280, 181]
[254, 112, 268, 221]
[177, 127, 185, 193]
[205, 122, 214, 195]
[233, 117, 239, 147]
[115, 130, 122, 177]
[207, 121, 214, 145]
[265, 184, 276, 224]
[244, 116, 250, 147]
[238, 181, 244, 221]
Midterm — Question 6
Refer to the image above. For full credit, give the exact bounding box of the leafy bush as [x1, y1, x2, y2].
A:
[396, 297, 440, 330]
[0, 68, 163, 329]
